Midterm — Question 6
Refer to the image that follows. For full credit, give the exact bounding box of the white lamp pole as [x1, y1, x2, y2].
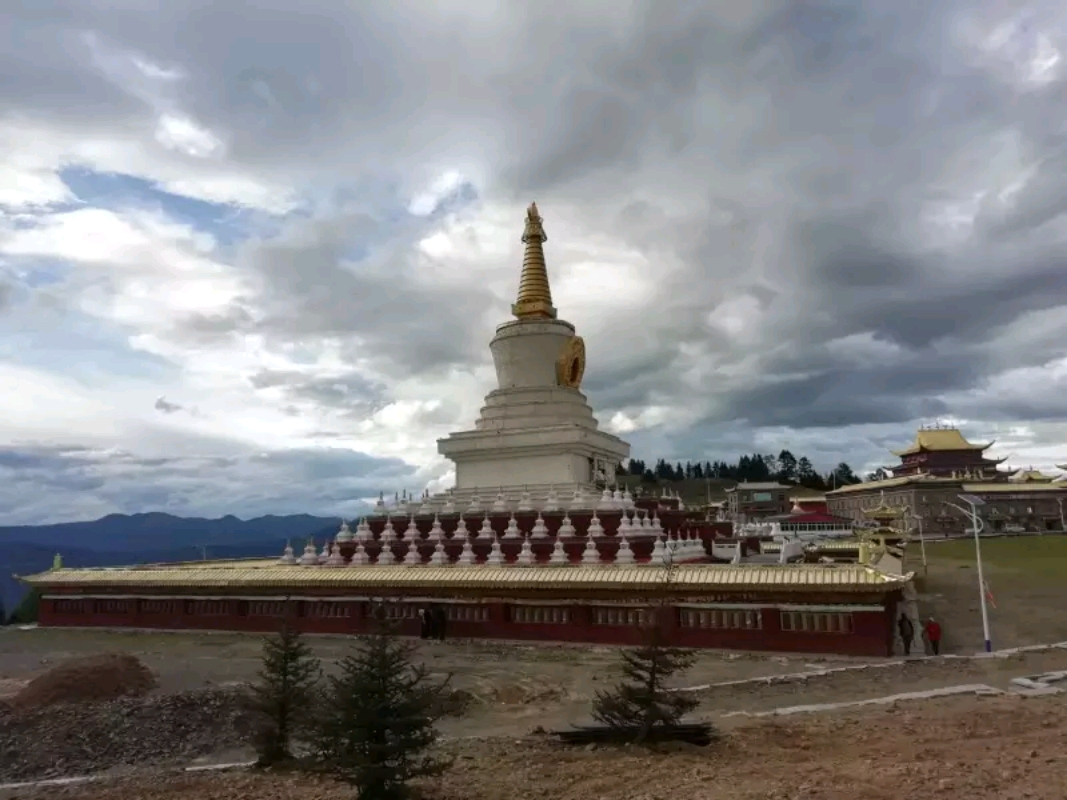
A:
[906, 512, 927, 577]
[946, 495, 992, 653]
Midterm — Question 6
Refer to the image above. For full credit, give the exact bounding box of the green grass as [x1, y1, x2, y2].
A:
[914, 536, 1067, 651]
[922, 536, 1067, 585]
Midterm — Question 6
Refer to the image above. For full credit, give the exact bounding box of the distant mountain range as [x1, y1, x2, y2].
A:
[0, 513, 342, 616]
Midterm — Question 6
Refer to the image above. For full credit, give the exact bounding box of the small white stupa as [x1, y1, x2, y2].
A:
[350, 541, 369, 565]
[380, 517, 397, 544]
[373, 491, 387, 514]
[581, 533, 601, 564]
[615, 533, 635, 565]
[335, 520, 354, 545]
[430, 540, 449, 566]
[457, 533, 476, 565]
[403, 516, 419, 542]
[278, 541, 297, 565]
[377, 541, 396, 565]
[486, 535, 505, 566]
[518, 489, 533, 512]
[588, 511, 604, 537]
[428, 515, 445, 543]
[516, 534, 535, 566]
[504, 513, 522, 539]
[477, 515, 494, 540]
[617, 512, 633, 537]
[403, 538, 422, 565]
[442, 492, 456, 514]
[549, 535, 568, 565]
[317, 541, 331, 564]
[649, 535, 667, 566]
[558, 513, 576, 537]
[467, 494, 482, 514]
[651, 513, 663, 535]
[492, 490, 509, 513]
[596, 487, 614, 511]
[298, 540, 319, 566]
[326, 542, 345, 567]
[531, 512, 549, 539]
[543, 487, 560, 512]
[569, 487, 586, 510]
[418, 491, 433, 515]
[453, 515, 469, 540]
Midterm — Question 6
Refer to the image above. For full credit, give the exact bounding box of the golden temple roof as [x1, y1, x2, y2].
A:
[19, 561, 907, 592]
[826, 473, 950, 495]
[511, 202, 557, 320]
[891, 428, 991, 457]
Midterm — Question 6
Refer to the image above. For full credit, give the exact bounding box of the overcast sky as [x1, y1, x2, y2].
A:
[2, 1, 1067, 524]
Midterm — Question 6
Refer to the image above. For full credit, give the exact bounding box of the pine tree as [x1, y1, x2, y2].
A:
[312, 620, 450, 800]
[244, 624, 322, 766]
[591, 550, 699, 744]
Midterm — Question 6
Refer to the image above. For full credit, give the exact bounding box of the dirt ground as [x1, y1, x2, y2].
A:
[910, 536, 1067, 653]
[2, 627, 1066, 738]
[19, 693, 1067, 800]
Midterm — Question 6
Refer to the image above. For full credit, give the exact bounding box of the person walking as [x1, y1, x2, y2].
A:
[898, 613, 915, 656]
[924, 617, 942, 655]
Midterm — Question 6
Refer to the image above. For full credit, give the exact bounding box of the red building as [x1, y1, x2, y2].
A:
[889, 427, 1010, 479]
[21, 508, 910, 657]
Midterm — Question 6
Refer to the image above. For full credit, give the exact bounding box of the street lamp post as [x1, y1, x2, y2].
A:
[1058, 497, 1065, 534]
[906, 512, 928, 577]
[944, 494, 992, 653]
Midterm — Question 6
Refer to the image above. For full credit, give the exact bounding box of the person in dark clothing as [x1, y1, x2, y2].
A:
[433, 605, 447, 642]
[419, 608, 430, 639]
[898, 614, 915, 656]
[924, 617, 942, 655]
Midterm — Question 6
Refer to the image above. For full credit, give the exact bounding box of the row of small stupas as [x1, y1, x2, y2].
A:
[367, 485, 684, 517]
[281, 510, 708, 567]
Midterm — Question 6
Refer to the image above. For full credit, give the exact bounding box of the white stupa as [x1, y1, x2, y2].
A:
[486, 535, 505, 566]
[504, 513, 522, 539]
[435, 204, 630, 507]
[531, 512, 549, 539]
[278, 541, 297, 565]
[457, 534, 476, 565]
[477, 515, 494, 540]
[350, 541, 368, 565]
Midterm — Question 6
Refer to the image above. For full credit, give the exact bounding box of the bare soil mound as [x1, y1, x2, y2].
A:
[9, 654, 158, 712]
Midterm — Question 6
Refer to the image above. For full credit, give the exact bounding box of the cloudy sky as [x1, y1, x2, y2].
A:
[3, 1, 1067, 524]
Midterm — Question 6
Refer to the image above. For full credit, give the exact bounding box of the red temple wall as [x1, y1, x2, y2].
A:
[37, 593, 897, 658]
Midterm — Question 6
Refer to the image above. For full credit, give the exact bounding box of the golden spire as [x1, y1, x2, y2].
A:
[512, 202, 557, 320]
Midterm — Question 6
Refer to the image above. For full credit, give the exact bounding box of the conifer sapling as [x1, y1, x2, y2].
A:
[245, 623, 322, 766]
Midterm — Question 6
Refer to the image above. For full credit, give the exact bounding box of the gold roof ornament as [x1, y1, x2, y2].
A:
[52, 553, 63, 571]
[862, 492, 902, 529]
[511, 202, 557, 321]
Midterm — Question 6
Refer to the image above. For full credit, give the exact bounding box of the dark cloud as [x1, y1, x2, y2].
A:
[154, 396, 183, 414]
[2, 0, 1067, 513]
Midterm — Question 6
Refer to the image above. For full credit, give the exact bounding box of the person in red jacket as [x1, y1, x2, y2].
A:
[924, 617, 943, 655]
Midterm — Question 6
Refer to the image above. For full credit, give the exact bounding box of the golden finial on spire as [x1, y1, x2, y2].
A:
[512, 202, 557, 320]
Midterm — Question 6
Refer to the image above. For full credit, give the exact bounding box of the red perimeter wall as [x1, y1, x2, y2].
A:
[38, 594, 897, 658]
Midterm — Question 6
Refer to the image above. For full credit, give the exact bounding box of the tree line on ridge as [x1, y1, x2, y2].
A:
[620, 450, 862, 491]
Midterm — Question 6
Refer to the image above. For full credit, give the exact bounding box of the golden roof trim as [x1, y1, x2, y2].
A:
[19, 562, 908, 592]
[512, 202, 557, 320]
[959, 482, 1067, 494]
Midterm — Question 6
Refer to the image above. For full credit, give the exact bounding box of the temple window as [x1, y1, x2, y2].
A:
[140, 599, 180, 615]
[510, 605, 570, 624]
[591, 606, 650, 626]
[249, 601, 287, 617]
[780, 611, 854, 634]
[678, 609, 762, 630]
[306, 602, 350, 619]
[381, 604, 417, 620]
[447, 605, 490, 622]
[93, 599, 130, 614]
[54, 599, 85, 614]
[185, 600, 229, 616]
